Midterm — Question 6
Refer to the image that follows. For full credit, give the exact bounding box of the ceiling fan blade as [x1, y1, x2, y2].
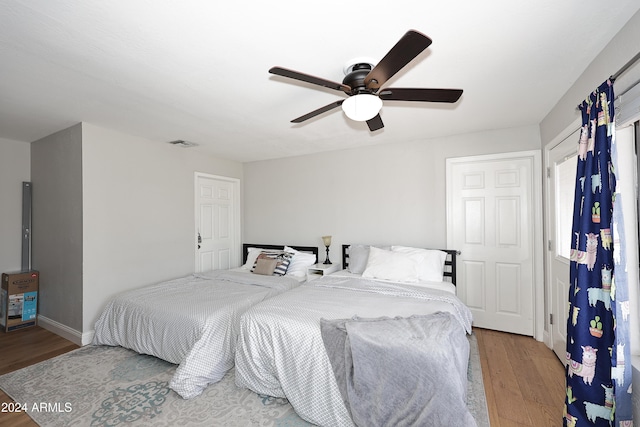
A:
[365, 30, 432, 91]
[366, 114, 384, 131]
[379, 88, 463, 103]
[270, 67, 352, 94]
[291, 100, 345, 123]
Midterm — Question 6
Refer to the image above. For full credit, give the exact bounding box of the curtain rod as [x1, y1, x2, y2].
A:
[611, 50, 640, 81]
[576, 51, 640, 110]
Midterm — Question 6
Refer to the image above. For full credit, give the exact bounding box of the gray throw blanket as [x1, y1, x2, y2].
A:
[320, 312, 477, 427]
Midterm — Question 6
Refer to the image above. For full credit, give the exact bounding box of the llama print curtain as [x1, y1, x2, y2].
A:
[564, 79, 621, 426]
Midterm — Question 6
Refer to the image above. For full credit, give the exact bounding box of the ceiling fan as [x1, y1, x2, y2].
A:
[269, 30, 463, 132]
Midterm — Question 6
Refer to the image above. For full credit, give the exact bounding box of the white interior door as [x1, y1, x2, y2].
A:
[447, 151, 541, 336]
[195, 173, 240, 272]
[546, 130, 579, 362]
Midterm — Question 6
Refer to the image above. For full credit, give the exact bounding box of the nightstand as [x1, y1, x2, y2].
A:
[307, 263, 341, 281]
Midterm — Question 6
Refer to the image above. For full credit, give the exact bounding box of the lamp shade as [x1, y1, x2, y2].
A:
[322, 235, 332, 247]
[341, 94, 382, 122]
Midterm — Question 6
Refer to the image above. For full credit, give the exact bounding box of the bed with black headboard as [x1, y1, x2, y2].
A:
[235, 244, 474, 427]
[93, 243, 318, 400]
[242, 243, 318, 267]
[342, 244, 458, 285]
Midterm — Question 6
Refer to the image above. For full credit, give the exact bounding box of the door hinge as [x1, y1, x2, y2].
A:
[548, 240, 553, 251]
[547, 167, 551, 178]
[550, 313, 553, 325]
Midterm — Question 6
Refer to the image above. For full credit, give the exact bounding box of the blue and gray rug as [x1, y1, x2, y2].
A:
[0, 334, 488, 426]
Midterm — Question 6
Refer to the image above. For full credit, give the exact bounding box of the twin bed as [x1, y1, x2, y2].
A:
[235, 245, 474, 426]
[93, 243, 318, 399]
[93, 243, 474, 426]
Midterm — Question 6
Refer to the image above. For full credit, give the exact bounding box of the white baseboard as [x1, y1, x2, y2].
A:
[37, 315, 93, 346]
[83, 330, 95, 346]
[542, 329, 551, 349]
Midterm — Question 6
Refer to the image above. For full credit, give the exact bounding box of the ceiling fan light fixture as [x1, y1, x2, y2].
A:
[341, 94, 382, 122]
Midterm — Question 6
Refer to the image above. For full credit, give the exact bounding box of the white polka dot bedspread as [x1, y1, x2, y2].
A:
[234, 275, 473, 427]
[92, 269, 301, 399]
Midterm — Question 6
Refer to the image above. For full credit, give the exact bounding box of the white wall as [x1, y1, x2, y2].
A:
[0, 137, 31, 274]
[81, 124, 243, 335]
[244, 124, 541, 257]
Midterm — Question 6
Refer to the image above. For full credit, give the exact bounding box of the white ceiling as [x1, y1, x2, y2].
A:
[1, 1, 639, 162]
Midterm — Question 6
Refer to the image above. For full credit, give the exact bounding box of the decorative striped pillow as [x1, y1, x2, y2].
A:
[251, 251, 294, 276]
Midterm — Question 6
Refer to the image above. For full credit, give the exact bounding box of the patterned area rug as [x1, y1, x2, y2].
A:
[0, 334, 489, 426]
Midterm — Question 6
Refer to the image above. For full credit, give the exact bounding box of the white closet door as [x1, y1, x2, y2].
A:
[447, 151, 541, 336]
[195, 174, 240, 272]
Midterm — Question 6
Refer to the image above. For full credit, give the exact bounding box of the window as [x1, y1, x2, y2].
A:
[555, 153, 578, 259]
[616, 120, 639, 355]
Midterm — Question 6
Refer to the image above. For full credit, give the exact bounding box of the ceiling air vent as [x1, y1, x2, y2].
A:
[168, 139, 198, 148]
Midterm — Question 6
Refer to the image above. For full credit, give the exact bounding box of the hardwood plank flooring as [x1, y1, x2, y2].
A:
[0, 326, 565, 426]
[475, 328, 566, 426]
[0, 326, 79, 427]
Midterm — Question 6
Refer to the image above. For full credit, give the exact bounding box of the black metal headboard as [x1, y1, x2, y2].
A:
[242, 243, 319, 264]
[341, 244, 458, 286]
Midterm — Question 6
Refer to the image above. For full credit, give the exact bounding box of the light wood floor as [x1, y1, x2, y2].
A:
[0, 326, 79, 427]
[0, 326, 565, 426]
[475, 328, 565, 426]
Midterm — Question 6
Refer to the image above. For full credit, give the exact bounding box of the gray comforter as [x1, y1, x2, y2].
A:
[321, 312, 477, 427]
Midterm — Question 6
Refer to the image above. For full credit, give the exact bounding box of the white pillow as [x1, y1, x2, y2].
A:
[391, 246, 447, 282]
[362, 247, 419, 283]
[242, 247, 282, 270]
[284, 246, 317, 277]
[348, 244, 392, 274]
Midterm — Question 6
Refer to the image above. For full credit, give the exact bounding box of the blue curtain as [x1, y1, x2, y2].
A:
[565, 79, 620, 426]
